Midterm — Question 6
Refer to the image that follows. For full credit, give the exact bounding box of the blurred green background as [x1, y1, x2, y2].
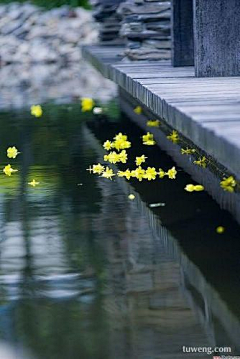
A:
[0, 0, 91, 9]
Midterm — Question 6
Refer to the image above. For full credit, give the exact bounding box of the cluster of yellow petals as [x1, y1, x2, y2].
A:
[220, 176, 236, 193]
[31, 105, 43, 118]
[3, 164, 18, 176]
[194, 156, 207, 168]
[103, 133, 131, 152]
[134, 106, 142, 114]
[147, 120, 160, 127]
[167, 130, 178, 143]
[81, 98, 94, 112]
[142, 132, 156, 146]
[104, 150, 128, 164]
[181, 148, 196, 155]
[185, 184, 204, 192]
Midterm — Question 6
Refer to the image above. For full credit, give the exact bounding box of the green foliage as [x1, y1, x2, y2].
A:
[0, 0, 91, 10]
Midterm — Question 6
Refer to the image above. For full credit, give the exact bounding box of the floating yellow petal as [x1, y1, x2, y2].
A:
[134, 106, 142, 114]
[103, 140, 113, 151]
[194, 157, 207, 168]
[144, 167, 157, 181]
[220, 176, 236, 193]
[131, 166, 146, 181]
[128, 194, 135, 200]
[28, 179, 40, 187]
[81, 98, 94, 112]
[158, 168, 166, 178]
[185, 184, 204, 192]
[142, 132, 156, 145]
[147, 120, 160, 127]
[92, 163, 105, 174]
[114, 133, 128, 141]
[166, 166, 177, 179]
[167, 130, 178, 143]
[31, 105, 42, 117]
[135, 155, 147, 166]
[3, 164, 18, 176]
[118, 150, 128, 164]
[216, 226, 225, 234]
[112, 139, 131, 151]
[102, 167, 115, 180]
[117, 169, 132, 180]
[181, 148, 196, 155]
[7, 146, 19, 159]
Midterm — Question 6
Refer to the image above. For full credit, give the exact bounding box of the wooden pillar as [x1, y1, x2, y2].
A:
[171, 0, 194, 67]
[194, 0, 240, 77]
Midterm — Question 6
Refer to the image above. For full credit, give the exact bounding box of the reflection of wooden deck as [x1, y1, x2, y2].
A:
[83, 45, 240, 180]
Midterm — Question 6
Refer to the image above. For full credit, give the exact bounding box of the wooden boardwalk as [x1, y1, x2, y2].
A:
[83, 45, 240, 179]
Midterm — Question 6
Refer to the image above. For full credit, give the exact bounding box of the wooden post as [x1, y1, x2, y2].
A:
[194, 0, 240, 77]
[171, 0, 194, 67]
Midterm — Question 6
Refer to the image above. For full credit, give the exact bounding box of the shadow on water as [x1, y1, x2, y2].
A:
[0, 102, 239, 358]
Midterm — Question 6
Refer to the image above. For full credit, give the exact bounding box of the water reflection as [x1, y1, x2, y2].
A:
[0, 105, 239, 358]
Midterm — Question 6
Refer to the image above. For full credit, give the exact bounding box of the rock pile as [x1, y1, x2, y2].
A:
[117, 0, 171, 60]
[0, 2, 98, 64]
[0, 3, 116, 108]
[92, 0, 124, 44]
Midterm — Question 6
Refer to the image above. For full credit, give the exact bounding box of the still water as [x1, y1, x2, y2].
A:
[0, 103, 239, 359]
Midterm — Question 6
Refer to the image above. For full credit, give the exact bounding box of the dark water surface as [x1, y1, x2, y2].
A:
[0, 103, 239, 359]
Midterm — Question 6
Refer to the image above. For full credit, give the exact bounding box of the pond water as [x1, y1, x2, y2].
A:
[0, 102, 239, 359]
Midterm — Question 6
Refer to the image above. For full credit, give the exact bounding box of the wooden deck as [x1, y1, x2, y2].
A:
[82, 45, 240, 179]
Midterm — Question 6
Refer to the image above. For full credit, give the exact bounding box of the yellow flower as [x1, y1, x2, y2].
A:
[108, 151, 119, 164]
[7, 146, 19, 159]
[216, 226, 225, 234]
[31, 105, 42, 117]
[166, 166, 177, 179]
[135, 155, 147, 166]
[181, 148, 196, 155]
[114, 133, 128, 141]
[185, 184, 204, 192]
[103, 140, 112, 151]
[118, 150, 128, 164]
[158, 168, 166, 178]
[112, 139, 131, 151]
[142, 132, 156, 145]
[117, 169, 132, 180]
[28, 179, 40, 187]
[132, 166, 145, 181]
[134, 106, 142, 114]
[104, 154, 109, 161]
[144, 167, 157, 181]
[147, 120, 160, 127]
[142, 132, 153, 142]
[194, 157, 207, 168]
[81, 98, 94, 112]
[102, 167, 115, 180]
[220, 176, 236, 193]
[92, 163, 105, 174]
[128, 194, 135, 200]
[167, 130, 179, 143]
[3, 164, 18, 176]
